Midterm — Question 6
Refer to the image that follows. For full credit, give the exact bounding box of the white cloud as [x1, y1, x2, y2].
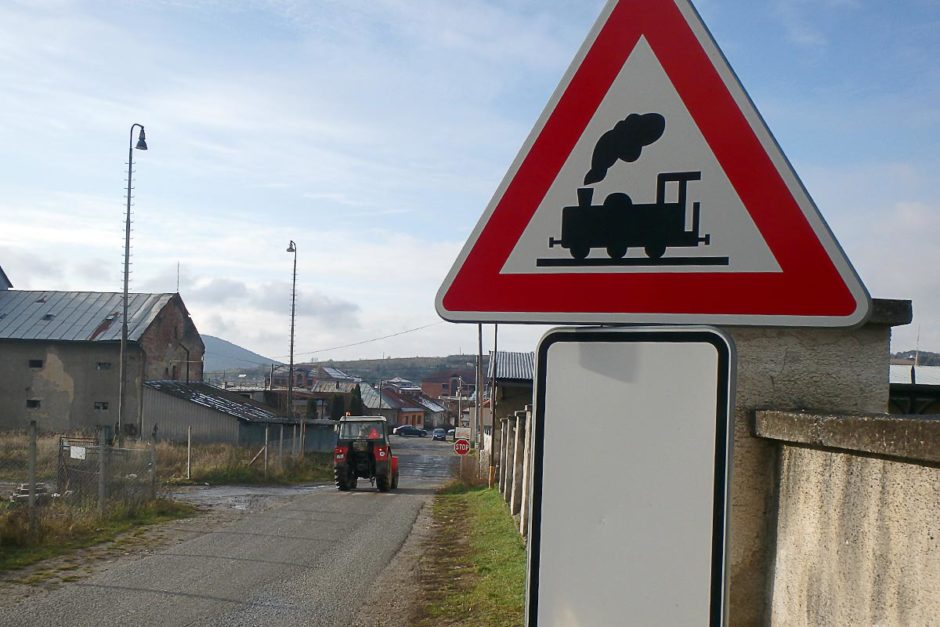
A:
[0, 0, 935, 362]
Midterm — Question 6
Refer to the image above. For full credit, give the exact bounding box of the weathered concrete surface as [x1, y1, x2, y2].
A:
[770, 446, 939, 626]
[756, 410, 940, 464]
[723, 322, 894, 626]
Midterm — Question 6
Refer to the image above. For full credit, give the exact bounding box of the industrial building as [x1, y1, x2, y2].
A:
[0, 283, 204, 434]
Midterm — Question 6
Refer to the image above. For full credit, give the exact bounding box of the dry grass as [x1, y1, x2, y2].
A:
[0, 498, 195, 571]
[0, 433, 60, 482]
[155, 441, 333, 485]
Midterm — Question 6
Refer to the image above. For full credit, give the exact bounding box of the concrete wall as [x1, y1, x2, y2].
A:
[0, 341, 141, 432]
[493, 382, 532, 426]
[756, 411, 939, 625]
[723, 321, 894, 625]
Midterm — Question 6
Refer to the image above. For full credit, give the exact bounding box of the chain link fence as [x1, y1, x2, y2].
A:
[1, 422, 158, 544]
[1, 421, 333, 555]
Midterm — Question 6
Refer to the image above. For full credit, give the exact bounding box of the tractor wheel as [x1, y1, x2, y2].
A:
[335, 467, 351, 491]
[376, 474, 390, 492]
[570, 244, 590, 260]
[644, 242, 666, 259]
[606, 244, 627, 259]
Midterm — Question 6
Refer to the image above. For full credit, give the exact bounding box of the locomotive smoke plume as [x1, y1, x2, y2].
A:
[584, 112, 666, 185]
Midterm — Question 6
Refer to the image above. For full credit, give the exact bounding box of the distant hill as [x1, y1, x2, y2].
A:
[319, 355, 488, 386]
[197, 340, 489, 386]
[202, 335, 281, 373]
[892, 350, 940, 366]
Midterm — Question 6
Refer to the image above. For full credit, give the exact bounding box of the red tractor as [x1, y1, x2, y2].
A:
[333, 416, 399, 492]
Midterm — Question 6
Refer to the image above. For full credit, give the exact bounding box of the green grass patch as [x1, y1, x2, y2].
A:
[419, 483, 526, 626]
[0, 498, 196, 572]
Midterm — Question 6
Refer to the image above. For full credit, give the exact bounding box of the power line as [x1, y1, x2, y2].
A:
[204, 321, 445, 367]
[277, 321, 444, 359]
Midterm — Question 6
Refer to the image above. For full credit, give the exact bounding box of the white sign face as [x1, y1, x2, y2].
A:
[528, 326, 733, 626]
[455, 427, 471, 440]
[70, 445, 86, 460]
[501, 36, 777, 276]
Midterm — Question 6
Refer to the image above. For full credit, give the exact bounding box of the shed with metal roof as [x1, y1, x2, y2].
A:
[142, 381, 336, 451]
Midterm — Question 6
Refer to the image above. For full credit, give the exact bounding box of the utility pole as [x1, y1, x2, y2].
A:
[476, 323, 483, 448]
[489, 324, 498, 487]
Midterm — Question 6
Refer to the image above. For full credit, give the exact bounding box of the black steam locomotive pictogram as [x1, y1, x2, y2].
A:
[544, 112, 716, 264]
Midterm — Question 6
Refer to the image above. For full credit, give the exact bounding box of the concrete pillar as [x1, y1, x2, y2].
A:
[721, 299, 911, 625]
[498, 418, 507, 494]
[519, 408, 532, 537]
[504, 417, 516, 504]
[510, 412, 526, 515]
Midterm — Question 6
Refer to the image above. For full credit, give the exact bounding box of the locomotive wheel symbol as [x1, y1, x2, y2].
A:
[645, 242, 666, 259]
[606, 244, 627, 259]
[571, 244, 590, 260]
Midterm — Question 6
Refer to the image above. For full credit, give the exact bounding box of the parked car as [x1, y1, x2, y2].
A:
[393, 425, 426, 437]
[432, 428, 446, 441]
[447, 429, 456, 441]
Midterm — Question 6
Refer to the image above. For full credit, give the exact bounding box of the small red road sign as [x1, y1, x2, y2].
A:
[454, 439, 471, 456]
[436, 0, 870, 328]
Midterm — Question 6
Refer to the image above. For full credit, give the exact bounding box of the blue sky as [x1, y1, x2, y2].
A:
[0, 0, 937, 362]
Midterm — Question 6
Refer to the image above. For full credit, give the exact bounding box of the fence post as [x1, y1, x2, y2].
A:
[499, 418, 509, 495]
[507, 416, 516, 498]
[149, 441, 157, 500]
[28, 420, 37, 535]
[97, 426, 108, 514]
[264, 426, 269, 477]
[510, 413, 525, 515]
[279, 424, 284, 468]
[300, 420, 306, 458]
[519, 408, 532, 537]
[186, 425, 192, 480]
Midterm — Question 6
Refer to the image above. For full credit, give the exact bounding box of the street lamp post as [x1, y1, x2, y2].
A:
[286, 241, 297, 417]
[118, 123, 147, 438]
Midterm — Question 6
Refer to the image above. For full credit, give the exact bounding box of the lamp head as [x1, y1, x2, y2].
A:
[135, 127, 148, 151]
[287, 241, 296, 253]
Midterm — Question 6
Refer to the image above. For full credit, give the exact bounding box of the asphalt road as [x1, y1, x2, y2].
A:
[0, 435, 457, 627]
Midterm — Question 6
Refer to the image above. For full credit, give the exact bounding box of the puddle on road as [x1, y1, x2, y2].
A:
[171, 483, 332, 511]
[170, 441, 459, 510]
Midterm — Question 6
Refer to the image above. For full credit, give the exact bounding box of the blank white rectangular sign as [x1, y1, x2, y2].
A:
[527, 327, 733, 626]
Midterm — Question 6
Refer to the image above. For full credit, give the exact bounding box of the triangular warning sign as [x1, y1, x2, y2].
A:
[436, 0, 870, 327]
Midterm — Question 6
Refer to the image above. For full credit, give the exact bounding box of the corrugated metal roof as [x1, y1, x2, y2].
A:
[415, 396, 446, 413]
[0, 266, 11, 290]
[890, 364, 940, 386]
[0, 291, 174, 342]
[360, 383, 403, 410]
[321, 366, 353, 380]
[145, 381, 287, 422]
[311, 380, 358, 394]
[487, 351, 535, 382]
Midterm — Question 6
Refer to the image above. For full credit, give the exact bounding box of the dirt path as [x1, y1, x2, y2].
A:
[351, 500, 436, 626]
